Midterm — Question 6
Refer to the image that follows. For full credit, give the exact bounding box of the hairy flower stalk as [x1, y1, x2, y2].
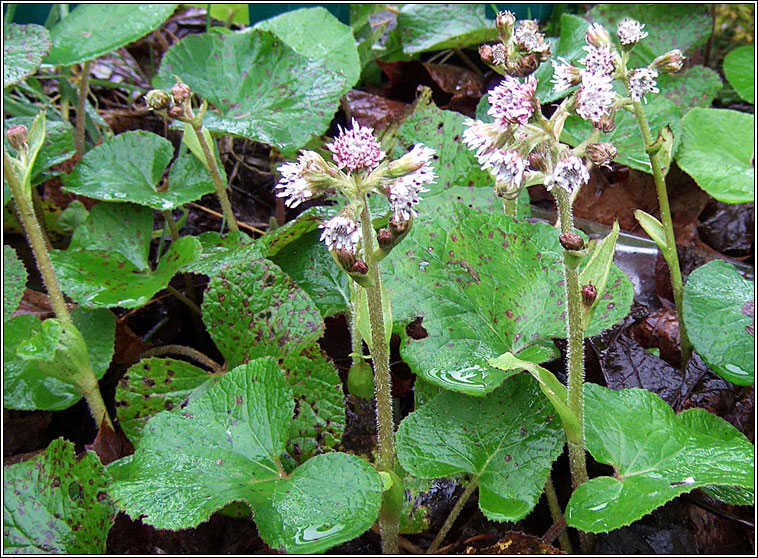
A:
[4, 122, 112, 431]
[275, 120, 435, 554]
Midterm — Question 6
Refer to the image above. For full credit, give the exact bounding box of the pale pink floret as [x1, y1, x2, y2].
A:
[487, 75, 537, 129]
[580, 44, 616, 77]
[617, 18, 648, 45]
[319, 215, 361, 254]
[575, 72, 615, 123]
[628, 68, 659, 102]
[546, 156, 590, 194]
[483, 150, 527, 188]
[326, 118, 386, 173]
[388, 145, 436, 222]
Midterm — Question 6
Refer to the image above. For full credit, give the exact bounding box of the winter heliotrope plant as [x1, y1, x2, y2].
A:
[275, 119, 436, 554]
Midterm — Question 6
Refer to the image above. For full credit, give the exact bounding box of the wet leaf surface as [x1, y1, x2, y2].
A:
[44, 4, 178, 66]
[397, 374, 564, 522]
[566, 383, 755, 533]
[202, 258, 345, 463]
[682, 259, 754, 385]
[697, 201, 755, 257]
[3, 438, 114, 553]
[396, 4, 497, 54]
[723, 45, 755, 104]
[3, 23, 51, 87]
[109, 359, 382, 553]
[343, 89, 408, 131]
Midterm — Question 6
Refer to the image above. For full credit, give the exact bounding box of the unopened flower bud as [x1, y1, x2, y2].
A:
[145, 89, 171, 111]
[585, 22, 612, 48]
[351, 259, 368, 275]
[650, 49, 685, 73]
[582, 282, 598, 306]
[512, 54, 540, 77]
[377, 228, 394, 249]
[559, 232, 585, 251]
[6, 124, 28, 150]
[496, 10, 516, 44]
[596, 111, 617, 133]
[479, 44, 495, 65]
[167, 105, 186, 120]
[171, 82, 192, 104]
[528, 150, 550, 173]
[585, 142, 617, 168]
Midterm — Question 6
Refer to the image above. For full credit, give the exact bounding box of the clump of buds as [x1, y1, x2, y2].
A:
[6, 124, 28, 151]
[585, 142, 618, 168]
[482, 11, 551, 78]
[144, 79, 202, 125]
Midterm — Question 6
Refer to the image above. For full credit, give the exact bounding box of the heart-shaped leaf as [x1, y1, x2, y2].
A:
[3, 438, 114, 553]
[115, 357, 223, 446]
[396, 4, 497, 54]
[44, 4, 178, 66]
[63, 131, 216, 210]
[382, 204, 633, 395]
[682, 259, 754, 385]
[396, 374, 564, 522]
[254, 7, 361, 87]
[566, 383, 755, 533]
[4, 116, 75, 187]
[50, 202, 201, 309]
[676, 108, 754, 203]
[4, 308, 114, 411]
[202, 258, 345, 463]
[724, 45, 754, 104]
[3, 23, 51, 87]
[3, 245, 27, 322]
[109, 359, 382, 554]
[155, 29, 353, 155]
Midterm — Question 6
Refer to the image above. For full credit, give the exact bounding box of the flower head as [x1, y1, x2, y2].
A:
[320, 215, 361, 254]
[585, 142, 618, 168]
[326, 118, 385, 174]
[387, 145, 436, 222]
[551, 58, 582, 93]
[546, 156, 590, 194]
[462, 120, 500, 162]
[487, 75, 537, 129]
[514, 20, 551, 61]
[585, 22, 612, 48]
[627, 68, 659, 102]
[6, 125, 28, 150]
[580, 45, 616, 77]
[483, 150, 527, 189]
[575, 72, 615, 123]
[617, 18, 648, 46]
[275, 151, 331, 208]
[650, 49, 685, 73]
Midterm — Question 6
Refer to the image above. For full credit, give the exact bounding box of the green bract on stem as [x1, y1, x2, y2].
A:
[273, 118, 436, 554]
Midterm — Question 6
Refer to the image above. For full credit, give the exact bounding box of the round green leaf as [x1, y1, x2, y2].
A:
[4, 308, 115, 411]
[116, 357, 223, 446]
[3, 23, 51, 87]
[63, 131, 215, 210]
[724, 45, 754, 104]
[566, 384, 755, 533]
[255, 7, 360, 87]
[683, 259, 754, 385]
[4, 438, 114, 553]
[397, 374, 564, 522]
[383, 204, 633, 395]
[51, 236, 202, 309]
[110, 359, 381, 553]
[44, 4, 178, 66]
[3, 245, 27, 321]
[202, 258, 344, 463]
[155, 29, 353, 155]
[677, 108, 754, 203]
[182, 230, 264, 277]
[397, 4, 497, 54]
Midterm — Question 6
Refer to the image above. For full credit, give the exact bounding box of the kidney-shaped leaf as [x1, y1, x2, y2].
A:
[109, 359, 382, 554]
[397, 4, 497, 54]
[3, 23, 51, 87]
[397, 374, 564, 522]
[682, 259, 754, 385]
[4, 308, 114, 411]
[566, 383, 755, 533]
[724, 45, 754, 104]
[3, 438, 114, 553]
[203, 259, 345, 463]
[44, 4, 177, 66]
[156, 29, 353, 155]
[676, 108, 754, 203]
[382, 204, 633, 395]
[63, 131, 215, 210]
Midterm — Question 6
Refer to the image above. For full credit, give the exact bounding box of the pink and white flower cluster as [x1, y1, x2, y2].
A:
[275, 120, 436, 254]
